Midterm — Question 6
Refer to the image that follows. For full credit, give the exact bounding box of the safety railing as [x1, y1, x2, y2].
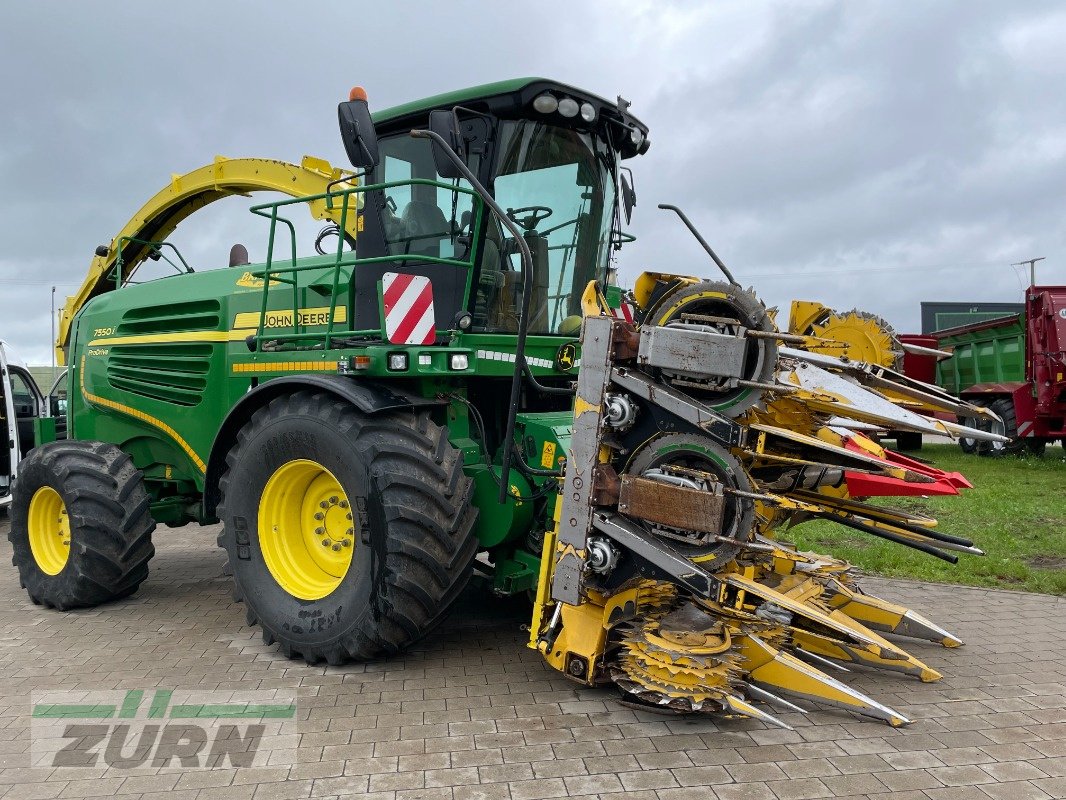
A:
[245, 178, 484, 351]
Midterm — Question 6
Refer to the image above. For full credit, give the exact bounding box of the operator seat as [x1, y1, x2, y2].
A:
[474, 221, 513, 330]
[525, 232, 550, 332]
[350, 198, 468, 337]
[401, 202, 449, 257]
[472, 223, 550, 332]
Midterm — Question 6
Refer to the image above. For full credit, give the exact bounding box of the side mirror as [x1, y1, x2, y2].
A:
[620, 168, 636, 225]
[428, 109, 465, 179]
[337, 87, 379, 169]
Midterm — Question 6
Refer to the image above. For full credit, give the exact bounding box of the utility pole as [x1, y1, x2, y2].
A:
[1012, 257, 1045, 287]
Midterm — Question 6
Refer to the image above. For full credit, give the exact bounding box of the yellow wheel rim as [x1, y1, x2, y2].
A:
[28, 486, 71, 576]
[258, 459, 355, 601]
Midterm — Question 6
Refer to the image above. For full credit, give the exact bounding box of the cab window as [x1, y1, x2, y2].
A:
[479, 122, 616, 335]
[9, 372, 37, 417]
[371, 137, 475, 261]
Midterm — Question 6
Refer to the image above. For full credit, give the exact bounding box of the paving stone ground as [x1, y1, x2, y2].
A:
[0, 516, 1064, 800]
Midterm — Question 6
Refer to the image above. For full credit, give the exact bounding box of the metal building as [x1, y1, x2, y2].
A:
[920, 301, 1024, 333]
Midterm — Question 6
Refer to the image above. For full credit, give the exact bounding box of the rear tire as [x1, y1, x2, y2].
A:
[217, 391, 477, 664]
[958, 400, 989, 454]
[987, 397, 1045, 457]
[893, 431, 923, 451]
[8, 441, 155, 610]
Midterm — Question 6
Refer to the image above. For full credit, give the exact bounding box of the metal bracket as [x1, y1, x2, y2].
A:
[552, 315, 616, 605]
[610, 367, 744, 447]
[637, 324, 748, 380]
[592, 512, 720, 598]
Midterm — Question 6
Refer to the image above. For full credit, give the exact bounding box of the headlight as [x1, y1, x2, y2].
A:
[450, 354, 470, 370]
[387, 353, 408, 371]
[630, 127, 644, 147]
[533, 94, 558, 113]
[580, 102, 596, 123]
[557, 97, 579, 118]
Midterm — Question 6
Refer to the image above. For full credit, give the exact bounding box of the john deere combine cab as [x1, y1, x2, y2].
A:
[10, 79, 1003, 726]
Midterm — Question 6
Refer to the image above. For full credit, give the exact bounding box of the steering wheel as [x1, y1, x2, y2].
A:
[506, 205, 553, 232]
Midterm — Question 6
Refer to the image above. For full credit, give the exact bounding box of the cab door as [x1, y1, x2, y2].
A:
[0, 347, 17, 503]
[7, 367, 44, 457]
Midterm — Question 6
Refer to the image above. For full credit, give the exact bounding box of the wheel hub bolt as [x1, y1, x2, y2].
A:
[332, 543, 341, 551]
[315, 527, 325, 535]
[346, 513, 353, 520]
[321, 540, 331, 547]
[319, 500, 329, 509]
[314, 512, 324, 520]
[339, 500, 349, 509]
[342, 539, 351, 547]
[329, 496, 338, 505]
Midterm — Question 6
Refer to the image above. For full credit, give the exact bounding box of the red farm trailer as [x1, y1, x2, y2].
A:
[934, 285, 1066, 455]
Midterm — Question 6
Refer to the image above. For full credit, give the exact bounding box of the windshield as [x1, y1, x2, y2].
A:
[477, 121, 617, 335]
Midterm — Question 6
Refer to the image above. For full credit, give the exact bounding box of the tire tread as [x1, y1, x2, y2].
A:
[8, 440, 156, 610]
[217, 392, 477, 663]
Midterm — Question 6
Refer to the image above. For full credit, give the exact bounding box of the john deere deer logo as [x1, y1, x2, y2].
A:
[555, 342, 578, 373]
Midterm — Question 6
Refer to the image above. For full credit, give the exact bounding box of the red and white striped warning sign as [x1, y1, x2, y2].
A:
[382, 272, 436, 345]
[611, 302, 635, 323]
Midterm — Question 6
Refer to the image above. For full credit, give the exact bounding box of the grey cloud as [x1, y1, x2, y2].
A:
[1, 0, 1063, 364]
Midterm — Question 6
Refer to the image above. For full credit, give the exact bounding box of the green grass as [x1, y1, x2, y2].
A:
[787, 443, 1066, 595]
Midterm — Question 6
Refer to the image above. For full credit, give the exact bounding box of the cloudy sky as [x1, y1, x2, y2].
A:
[1, 0, 1063, 365]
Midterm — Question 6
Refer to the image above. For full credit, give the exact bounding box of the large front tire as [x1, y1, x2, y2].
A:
[9, 441, 155, 610]
[217, 391, 477, 664]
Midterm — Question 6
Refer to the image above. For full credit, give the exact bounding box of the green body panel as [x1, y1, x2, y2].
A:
[71, 262, 578, 490]
[32, 417, 57, 447]
[464, 410, 571, 549]
[473, 410, 571, 594]
[469, 467, 534, 548]
[935, 315, 1026, 394]
[373, 78, 547, 124]
[492, 549, 542, 595]
[514, 411, 573, 473]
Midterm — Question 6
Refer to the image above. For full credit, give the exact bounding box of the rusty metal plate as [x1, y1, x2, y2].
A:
[617, 475, 725, 534]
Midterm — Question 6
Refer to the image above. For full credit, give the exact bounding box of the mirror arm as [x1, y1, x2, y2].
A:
[410, 129, 536, 504]
[657, 203, 740, 287]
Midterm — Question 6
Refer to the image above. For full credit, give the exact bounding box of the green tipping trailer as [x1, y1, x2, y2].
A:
[936, 314, 1025, 395]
